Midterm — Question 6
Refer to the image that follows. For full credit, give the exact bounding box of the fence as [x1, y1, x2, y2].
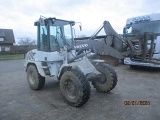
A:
[0, 45, 37, 60]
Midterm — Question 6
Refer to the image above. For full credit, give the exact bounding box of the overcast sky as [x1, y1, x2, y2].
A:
[0, 0, 160, 43]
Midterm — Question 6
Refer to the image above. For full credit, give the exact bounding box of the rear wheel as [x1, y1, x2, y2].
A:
[27, 65, 45, 90]
[60, 69, 91, 107]
[92, 62, 117, 92]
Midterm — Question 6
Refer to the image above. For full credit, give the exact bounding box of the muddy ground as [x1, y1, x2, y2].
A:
[0, 60, 160, 120]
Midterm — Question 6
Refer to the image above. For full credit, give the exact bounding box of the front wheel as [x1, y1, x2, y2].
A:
[60, 69, 91, 107]
[92, 62, 118, 92]
[129, 65, 138, 69]
[27, 65, 45, 90]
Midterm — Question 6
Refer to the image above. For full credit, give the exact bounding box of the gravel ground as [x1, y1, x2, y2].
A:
[0, 60, 160, 120]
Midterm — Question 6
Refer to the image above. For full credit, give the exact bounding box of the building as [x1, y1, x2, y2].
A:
[0, 29, 15, 52]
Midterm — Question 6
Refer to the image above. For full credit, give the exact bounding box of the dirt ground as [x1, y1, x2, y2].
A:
[0, 60, 160, 120]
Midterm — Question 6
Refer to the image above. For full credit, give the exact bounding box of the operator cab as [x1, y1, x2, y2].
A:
[123, 13, 160, 36]
[34, 17, 75, 52]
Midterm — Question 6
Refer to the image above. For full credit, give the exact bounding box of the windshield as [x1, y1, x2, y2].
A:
[124, 21, 160, 35]
[38, 18, 74, 52]
[63, 24, 73, 46]
[49, 23, 74, 51]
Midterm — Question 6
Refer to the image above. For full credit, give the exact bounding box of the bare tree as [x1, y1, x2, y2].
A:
[16, 37, 37, 54]
[18, 37, 36, 45]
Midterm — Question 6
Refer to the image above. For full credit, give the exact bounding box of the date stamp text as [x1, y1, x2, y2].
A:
[124, 100, 150, 105]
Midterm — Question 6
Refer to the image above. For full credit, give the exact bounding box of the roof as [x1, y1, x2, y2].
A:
[34, 17, 75, 26]
[126, 13, 160, 25]
[0, 29, 15, 44]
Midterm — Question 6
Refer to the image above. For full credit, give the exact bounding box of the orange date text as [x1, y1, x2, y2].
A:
[124, 101, 150, 105]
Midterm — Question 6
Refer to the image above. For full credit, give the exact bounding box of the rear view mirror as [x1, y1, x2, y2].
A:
[75, 22, 82, 31]
[79, 25, 82, 31]
[123, 28, 126, 34]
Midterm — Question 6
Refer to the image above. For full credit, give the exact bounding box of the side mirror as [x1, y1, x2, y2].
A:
[79, 25, 82, 31]
[75, 22, 82, 31]
[123, 28, 126, 34]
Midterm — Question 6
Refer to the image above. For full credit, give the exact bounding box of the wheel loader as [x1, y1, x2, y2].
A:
[24, 13, 160, 107]
[24, 16, 117, 107]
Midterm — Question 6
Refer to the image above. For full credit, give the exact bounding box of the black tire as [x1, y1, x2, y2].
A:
[129, 65, 138, 69]
[60, 69, 91, 107]
[27, 65, 45, 90]
[92, 62, 118, 92]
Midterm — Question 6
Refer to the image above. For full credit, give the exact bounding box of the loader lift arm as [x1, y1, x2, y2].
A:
[74, 21, 129, 60]
[74, 20, 160, 66]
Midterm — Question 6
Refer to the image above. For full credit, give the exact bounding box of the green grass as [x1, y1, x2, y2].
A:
[0, 54, 25, 60]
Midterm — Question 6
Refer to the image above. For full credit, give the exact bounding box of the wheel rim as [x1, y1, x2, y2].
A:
[65, 79, 77, 99]
[98, 72, 107, 84]
[29, 71, 36, 85]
